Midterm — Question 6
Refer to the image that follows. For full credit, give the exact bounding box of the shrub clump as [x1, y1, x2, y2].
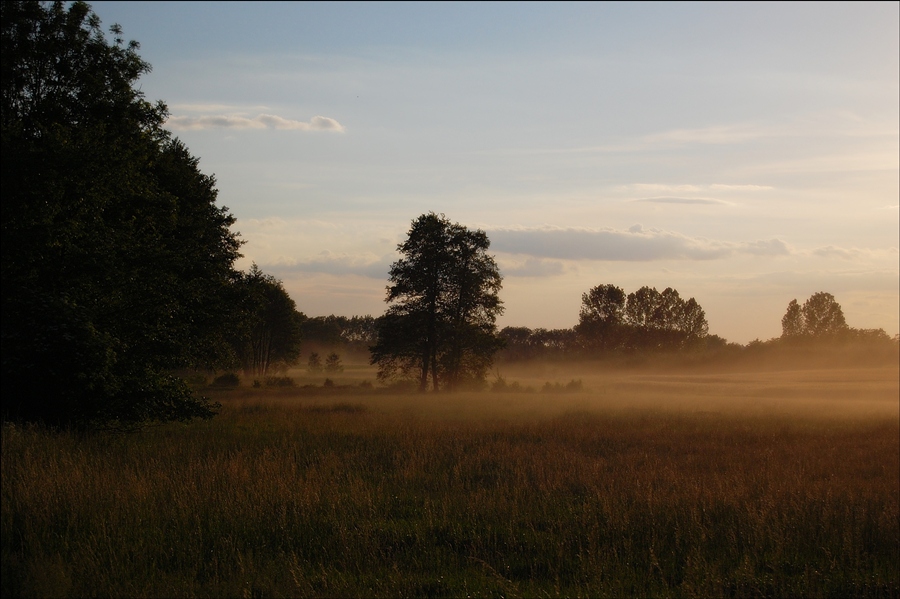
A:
[491, 377, 534, 393]
[265, 376, 295, 387]
[541, 379, 584, 393]
[211, 373, 240, 387]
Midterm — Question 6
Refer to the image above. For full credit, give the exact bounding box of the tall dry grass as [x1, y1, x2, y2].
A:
[2, 367, 898, 598]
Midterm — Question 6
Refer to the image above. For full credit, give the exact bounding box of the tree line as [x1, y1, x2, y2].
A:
[300, 315, 378, 355]
[495, 285, 717, 362]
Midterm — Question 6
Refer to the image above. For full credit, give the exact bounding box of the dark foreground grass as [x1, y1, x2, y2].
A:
[2, 389, 898, 598]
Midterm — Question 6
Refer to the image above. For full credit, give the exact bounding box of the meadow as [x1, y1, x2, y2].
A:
[2, 363, 898, 598]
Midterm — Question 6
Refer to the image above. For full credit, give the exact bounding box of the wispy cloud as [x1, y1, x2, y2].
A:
[499, 257, 566, 278]
[633, 197, 729, 205]
[265, 251, 390, 278]
[166, 114, 345, 132]
[812, 246, 864, 260]
[809, 246, 899, 261]
[741, 150, 899, 175]
[168, 103, 272, 113]
[708, 184, 775, 191]
[642, 124, 771, 145]
[487, 225, 791, 262]
[749, 269, 900, 294]
[624, 183, 773, 193]
[628, 184, 701, 193]
[619, 183, 774, 206]
[268, 253, 568, 279]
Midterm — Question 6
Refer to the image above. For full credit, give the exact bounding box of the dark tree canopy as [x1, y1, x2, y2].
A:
[1, 1, 241, 428]
[370, 213, 504, 391]
[576, 284, 708, 353]
[781, 299, 805, 338]
[801, 292, 847, 338]
[780, 292, 848, 341]
[229, 265, 304, 378]
[301, 315, 378, 355]
[576, 284, 627, 352]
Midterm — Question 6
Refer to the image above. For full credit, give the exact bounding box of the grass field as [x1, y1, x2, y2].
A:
[2, 364, 898, 598]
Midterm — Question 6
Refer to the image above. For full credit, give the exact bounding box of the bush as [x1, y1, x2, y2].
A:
[182, 373, 209, 387]
[211, 373, 240, 387]
[541, 379, 584, 393]
[265, 376, 295, 387]
[492, 377, 533, 393]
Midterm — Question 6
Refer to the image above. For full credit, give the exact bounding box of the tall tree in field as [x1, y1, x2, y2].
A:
[370, 213, 504, 391]
[1, 1, 241, 429]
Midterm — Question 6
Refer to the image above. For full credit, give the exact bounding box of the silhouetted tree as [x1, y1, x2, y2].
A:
[781, 299, 805, 338]
[342, 316, 379, 345]
[677, 297, 710, 344]
[622, 286, 708, 351]
[301, 316, 344, 347]
[1, 1, 240, 429]
[301, 314, 378, 354]
[230, 265, 304, 377]
[780, 292, 848, 341]
[802, 292, 847, 338]
[531, 328, 579, 357]
[499, 326, 539, 361]
[498, 326, 581, 361]
[576, 284, 626, 351]
[370, 213, 504, 391]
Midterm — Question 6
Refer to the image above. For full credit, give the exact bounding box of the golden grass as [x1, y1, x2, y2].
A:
[2, 365, 898, 598]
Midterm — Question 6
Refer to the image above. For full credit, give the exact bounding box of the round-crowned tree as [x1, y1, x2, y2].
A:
[780, 292, 848, 341]
[370, 213, 504, 391]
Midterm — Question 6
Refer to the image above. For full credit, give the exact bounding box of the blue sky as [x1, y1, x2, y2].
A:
[92, 1, 899, 343]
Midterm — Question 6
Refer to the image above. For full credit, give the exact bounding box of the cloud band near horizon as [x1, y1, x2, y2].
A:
[486, 226, 790, 261]
[166, 114, 344, 131]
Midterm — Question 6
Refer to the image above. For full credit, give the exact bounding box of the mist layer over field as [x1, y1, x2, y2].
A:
[3, 362, 897, 598]
[242, 361, 899, 422]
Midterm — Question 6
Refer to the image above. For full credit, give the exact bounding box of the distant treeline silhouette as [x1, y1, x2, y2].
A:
[496, 289, 894, 364]
[300, 315, 378, 355]
[301, 288, 896, 366]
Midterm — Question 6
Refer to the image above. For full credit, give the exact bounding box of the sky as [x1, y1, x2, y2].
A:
[91, 1, 899, 344]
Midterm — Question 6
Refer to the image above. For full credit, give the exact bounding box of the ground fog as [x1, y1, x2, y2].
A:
[3, 362, 897, 598]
